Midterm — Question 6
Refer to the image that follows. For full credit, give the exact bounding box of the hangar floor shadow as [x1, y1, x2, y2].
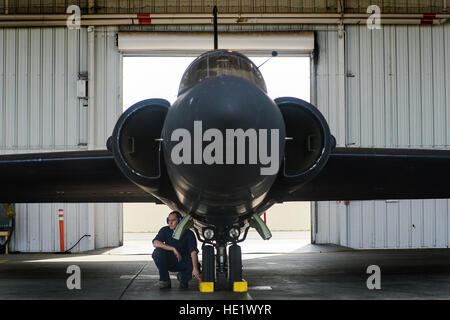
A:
[1, 243, 450, 299]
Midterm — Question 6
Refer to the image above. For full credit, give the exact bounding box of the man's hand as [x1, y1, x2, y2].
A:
[191, 250, 201, 281]
[192, 267, 201, 281]
[173, 247, 182, 262]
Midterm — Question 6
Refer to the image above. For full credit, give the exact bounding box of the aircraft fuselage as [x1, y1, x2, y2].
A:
[162, 74, 286, 226]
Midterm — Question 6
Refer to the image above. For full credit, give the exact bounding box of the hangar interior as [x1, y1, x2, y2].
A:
[0, 0, 449, 255]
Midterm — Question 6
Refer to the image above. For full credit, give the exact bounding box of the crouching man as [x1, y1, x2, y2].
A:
[152, 211, 201, 289]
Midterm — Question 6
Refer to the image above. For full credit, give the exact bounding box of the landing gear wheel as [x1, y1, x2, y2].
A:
[228, 244, 243, 283]
[201, 245, 215, 283]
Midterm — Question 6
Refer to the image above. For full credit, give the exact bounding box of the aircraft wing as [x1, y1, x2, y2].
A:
[3, 147, 450, 204]
[0, 150, 159, 203]
[281, 147, 450, 202]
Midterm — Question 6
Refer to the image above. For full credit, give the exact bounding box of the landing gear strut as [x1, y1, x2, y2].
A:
[194, 213, 271, 292]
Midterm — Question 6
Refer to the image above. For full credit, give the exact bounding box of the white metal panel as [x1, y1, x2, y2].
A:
[423, 200, 436, 247]
[374, 201, 387, 248]
[338, 200, 347, 246]
[387, 26, 398, 147]
[1, 27, 123, 252]
[432, 26, 446, 148]
[359, 26, 373, 147]
[396, 26, 410, 148]
[68, 29, 80, 146]
[93, 26, 123, 248]
[362, 201, 375, 249]
[436, 200, 448, 247]
[326, 26, 341, 146]
[41, 203, 54, 252]
[421, 26, 434, 148]
[386, 201, 399, 248]
[29, 29, 41, 147]
[42, 28, 54, 147]
[398, 200, 410, 248]
[314, 26, 346, 246]
[411, 200, 422, 247]
[345, 26, 360, 147]
[54, 29, 65, 147]
[79, 29, 89, 145]
[328, 200, 339, 244]
[316, 201, 330, 244]
[118, 31, 315, 55]
[17, 29, 28, 148]
[94, 203, 123, 248]
[5, 29, 16, 148]
[408, 27, 421, 147]
[94, 29, 106, 148]
[314, 24, 450, 249]
[348, 202, 361, 248]
[315, 25, 345, 139]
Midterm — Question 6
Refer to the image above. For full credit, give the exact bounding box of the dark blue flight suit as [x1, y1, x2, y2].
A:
[152, 226, 199, 284]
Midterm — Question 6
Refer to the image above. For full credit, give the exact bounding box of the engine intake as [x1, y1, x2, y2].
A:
[108, 98, 169, 191]
[275, 97, 335, 192]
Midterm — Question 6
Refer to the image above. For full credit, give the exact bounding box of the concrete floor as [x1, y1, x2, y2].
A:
[2, 231, 450, 299]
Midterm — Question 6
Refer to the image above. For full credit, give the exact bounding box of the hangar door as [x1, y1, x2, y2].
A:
[4, 26, 123, 253]
[118, 31, 315, 232]
[313, 25, 450, 249]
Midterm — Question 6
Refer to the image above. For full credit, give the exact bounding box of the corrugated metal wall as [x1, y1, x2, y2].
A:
[0, 26, 123, 252]
[314, 24, 450, 249]
[92, 27, 124, 250]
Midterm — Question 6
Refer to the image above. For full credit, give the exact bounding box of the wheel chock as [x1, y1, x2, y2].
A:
[199, 281, 214, 293]
[233, 280, 248, 292]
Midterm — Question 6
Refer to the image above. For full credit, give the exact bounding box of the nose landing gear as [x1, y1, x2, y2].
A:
[199, 241, 246, 293]
[194, 213, 272, 293]
[194, 225, 250, 293]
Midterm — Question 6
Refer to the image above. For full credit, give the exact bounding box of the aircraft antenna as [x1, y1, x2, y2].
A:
[213, 5, 218, 49]
[257, 51, 279, 69]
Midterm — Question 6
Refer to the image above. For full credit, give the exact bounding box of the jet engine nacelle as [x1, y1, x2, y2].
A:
[108, 98, 169, 193]
[275, 97, 336, 194]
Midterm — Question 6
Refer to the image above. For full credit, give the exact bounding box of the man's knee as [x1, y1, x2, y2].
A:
[152, 247, 165, 261]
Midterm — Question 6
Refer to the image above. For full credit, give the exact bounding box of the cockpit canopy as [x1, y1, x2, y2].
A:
[178, 50, 267, 95]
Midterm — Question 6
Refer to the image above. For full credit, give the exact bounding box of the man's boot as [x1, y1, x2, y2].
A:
[159, 280, 171, 289]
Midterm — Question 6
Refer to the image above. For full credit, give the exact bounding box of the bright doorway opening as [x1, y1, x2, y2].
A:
[122, 54, 311, 250]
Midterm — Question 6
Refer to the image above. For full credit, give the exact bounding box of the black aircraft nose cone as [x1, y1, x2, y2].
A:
[162, 75, 286, 216]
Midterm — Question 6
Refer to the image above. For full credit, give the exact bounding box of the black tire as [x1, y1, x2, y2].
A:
[202, 245, 215, 282]
[228, 244, 242, 283]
